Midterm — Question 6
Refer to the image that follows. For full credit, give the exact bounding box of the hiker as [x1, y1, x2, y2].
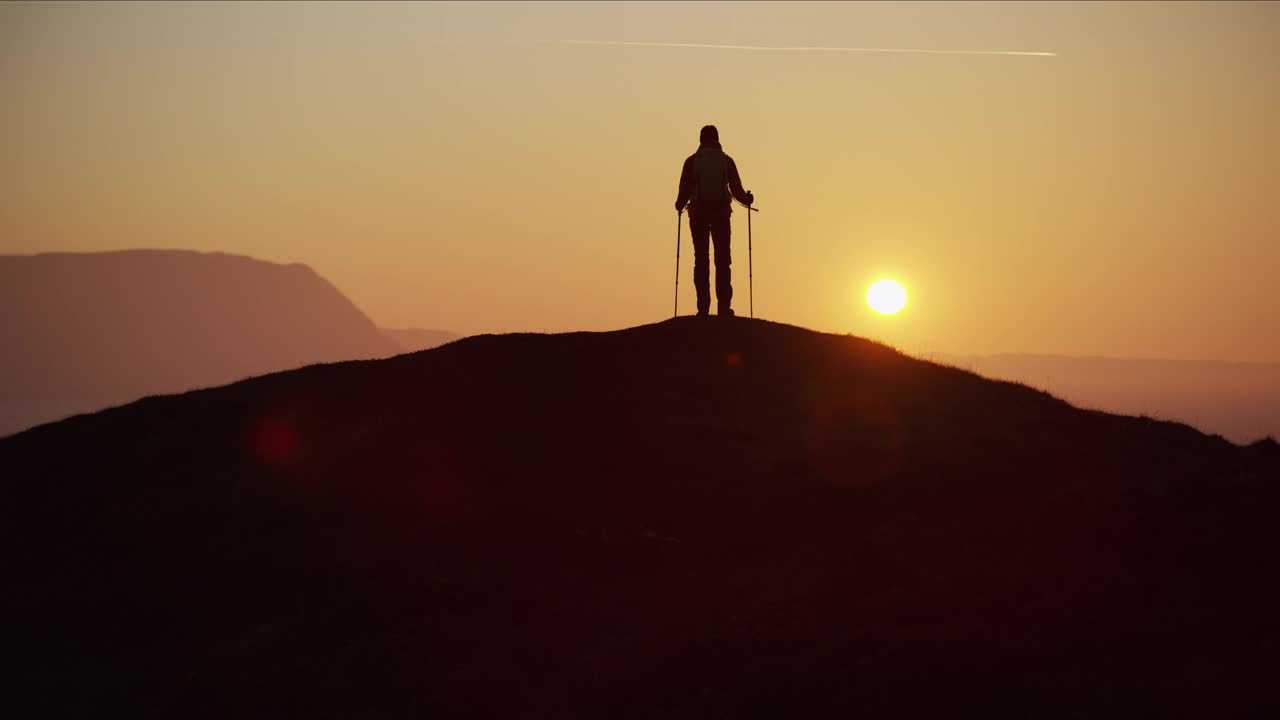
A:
[674, 125, 754, 317]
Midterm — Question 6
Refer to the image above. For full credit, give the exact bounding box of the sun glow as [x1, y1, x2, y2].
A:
[867, 279, 907, 315]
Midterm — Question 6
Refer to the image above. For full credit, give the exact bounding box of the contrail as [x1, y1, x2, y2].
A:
[552, 40, 1056, 57]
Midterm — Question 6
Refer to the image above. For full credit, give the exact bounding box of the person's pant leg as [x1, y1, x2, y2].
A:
[689, 212, 712, 314]
[710, 213, 733, 313]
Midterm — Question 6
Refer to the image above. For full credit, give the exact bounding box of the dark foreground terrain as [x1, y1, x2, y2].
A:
[3, 318, 1277, 718]
[934, 351, 1280, 445]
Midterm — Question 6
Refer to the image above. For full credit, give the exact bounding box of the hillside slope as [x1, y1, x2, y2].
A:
[934, 352, 1280, 444]
[3, 318, 1277, 718]
[0, 250, 401, 436]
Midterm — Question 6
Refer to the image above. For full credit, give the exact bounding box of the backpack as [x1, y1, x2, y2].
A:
[693, 148, 729, 205]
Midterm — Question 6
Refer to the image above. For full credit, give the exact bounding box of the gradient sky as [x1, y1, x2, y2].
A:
[3, 1, 1278, 360]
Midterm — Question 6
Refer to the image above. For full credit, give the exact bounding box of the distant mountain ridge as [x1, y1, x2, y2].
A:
[933, 352, 1280, 444]
[0, 250, 405, 436]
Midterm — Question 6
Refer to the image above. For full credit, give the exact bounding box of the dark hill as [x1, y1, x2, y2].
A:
[0, 250, 401, 437]
[3, 318, 1278, 718]
[934, 352, 1280, 445]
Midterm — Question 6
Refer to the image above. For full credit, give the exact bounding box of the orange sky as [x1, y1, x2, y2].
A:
[3, 1, 1278, 361]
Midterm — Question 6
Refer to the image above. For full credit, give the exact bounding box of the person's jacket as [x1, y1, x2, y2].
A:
[675, 142, 751, 214]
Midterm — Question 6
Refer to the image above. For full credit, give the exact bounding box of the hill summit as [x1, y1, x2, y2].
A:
[3, 317, 1277, 718]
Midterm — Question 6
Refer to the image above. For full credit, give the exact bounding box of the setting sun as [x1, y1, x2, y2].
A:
[867, 279, 908, 315]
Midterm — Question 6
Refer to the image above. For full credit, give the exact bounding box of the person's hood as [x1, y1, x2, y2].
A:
[698, 141, 723, 152]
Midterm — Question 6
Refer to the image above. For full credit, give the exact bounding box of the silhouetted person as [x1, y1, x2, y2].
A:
[675, 125, 754, 317]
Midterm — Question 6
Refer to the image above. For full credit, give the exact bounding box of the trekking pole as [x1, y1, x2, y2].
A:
[745, 196, 759, 318]
[748, 201, 753, 318]
[673, 209, 682, 318]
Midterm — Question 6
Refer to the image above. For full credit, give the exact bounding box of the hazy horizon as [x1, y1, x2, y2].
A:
[4, 1, 1278, 362]
[4, 246, 1275, 443]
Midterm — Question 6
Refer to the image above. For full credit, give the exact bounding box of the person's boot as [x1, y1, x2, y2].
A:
[718, 307, 734, 317]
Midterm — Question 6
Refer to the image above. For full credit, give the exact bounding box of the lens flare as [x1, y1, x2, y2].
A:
[867, 279, 907, 315]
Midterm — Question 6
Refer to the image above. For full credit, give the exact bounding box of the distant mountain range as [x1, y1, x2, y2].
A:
[0, 250, 456, 436]
[932, 353, 1280, 444]
[4, 249, 1274, 448]
[3, 317, 1276, 717]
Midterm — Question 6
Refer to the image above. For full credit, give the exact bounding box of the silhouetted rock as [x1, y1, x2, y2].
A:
[3, 318, 1277, 718]
[0, 250, 401, 437]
